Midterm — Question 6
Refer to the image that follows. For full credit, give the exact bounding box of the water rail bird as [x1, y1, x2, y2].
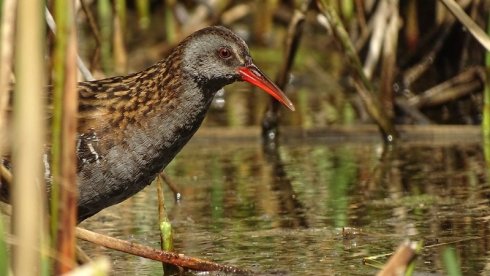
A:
[1, 26, 294, 222]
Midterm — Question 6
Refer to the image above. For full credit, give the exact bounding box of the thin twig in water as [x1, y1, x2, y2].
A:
[75, 227, 251, 274]
[363, 236, 480, 262]
[160, 172, 182, 201]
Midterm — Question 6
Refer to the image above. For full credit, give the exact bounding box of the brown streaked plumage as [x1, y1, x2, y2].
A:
[1, 26, 294, 222]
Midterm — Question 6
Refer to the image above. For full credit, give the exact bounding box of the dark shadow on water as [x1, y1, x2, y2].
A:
[262, 141, 308, 228]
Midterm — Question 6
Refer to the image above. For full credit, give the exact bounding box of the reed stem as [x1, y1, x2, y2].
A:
[98, 0, 113, 73]
[12, 0, 45, 274]
[483, 12, 490, 170]
[54, 0, 79, 273]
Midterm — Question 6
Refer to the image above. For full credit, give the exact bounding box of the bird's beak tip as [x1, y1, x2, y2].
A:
[238, 65, 295, 111]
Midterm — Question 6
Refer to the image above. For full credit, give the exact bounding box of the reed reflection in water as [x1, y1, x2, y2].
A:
[80, 135, 489, 275]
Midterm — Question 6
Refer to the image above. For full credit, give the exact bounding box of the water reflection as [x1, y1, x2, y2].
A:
[79, 135, 489, 275]
[263, 142, 308, 228]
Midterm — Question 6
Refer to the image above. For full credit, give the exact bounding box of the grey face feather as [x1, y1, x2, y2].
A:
[182, 27, 251, 88]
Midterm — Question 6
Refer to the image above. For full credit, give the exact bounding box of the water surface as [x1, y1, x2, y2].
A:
[80, 129, 489, 275]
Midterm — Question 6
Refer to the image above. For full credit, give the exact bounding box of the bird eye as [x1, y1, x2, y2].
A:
[218, 47, 232, 59]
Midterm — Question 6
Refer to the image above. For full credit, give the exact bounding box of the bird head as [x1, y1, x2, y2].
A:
[181, 26, 295, 111]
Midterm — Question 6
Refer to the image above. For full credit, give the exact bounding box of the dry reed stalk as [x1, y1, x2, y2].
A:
[380, 0, 400, 119]
[12, 0, 46, 275]
[113, 0, 127, 74]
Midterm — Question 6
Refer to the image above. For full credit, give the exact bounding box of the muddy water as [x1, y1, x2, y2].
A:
[80, 130, 489, 275]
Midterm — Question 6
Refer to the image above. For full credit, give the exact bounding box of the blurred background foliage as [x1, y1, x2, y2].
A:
[64, 0, 489, 128]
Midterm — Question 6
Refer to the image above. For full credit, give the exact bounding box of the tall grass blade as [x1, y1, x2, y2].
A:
[164, 0, 177, 44]
[98, 0, 113, 73]
[442, 247, 462, 276]
[0, 215, 8, 276]
[483, 11, 490, 171]
[51, 0, 79, 273]
[136, 0, 150, 30]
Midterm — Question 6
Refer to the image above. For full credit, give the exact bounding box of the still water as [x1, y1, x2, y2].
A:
[80, 128, 489, 275]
